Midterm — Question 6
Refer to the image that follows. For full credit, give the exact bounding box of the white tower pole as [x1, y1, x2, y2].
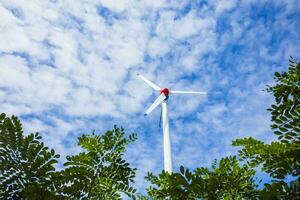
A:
[161, 100, 172, 173]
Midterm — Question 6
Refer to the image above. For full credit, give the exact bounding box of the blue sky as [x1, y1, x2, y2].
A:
[0, 0, 299, 193]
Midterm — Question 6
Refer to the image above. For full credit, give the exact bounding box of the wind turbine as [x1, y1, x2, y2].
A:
[137, 74, 206, 173]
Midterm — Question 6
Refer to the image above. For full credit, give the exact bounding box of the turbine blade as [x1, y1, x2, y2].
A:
[137, 74, 161, 91]
[144, 93, 166, 115]
[170, 90, 207, 95]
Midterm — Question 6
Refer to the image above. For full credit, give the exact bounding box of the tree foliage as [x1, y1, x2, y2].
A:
[233, 57, 300, 199]
[0, 114, 137, 199]
[56, 127, 137, 199]
[268, 57, 300, 144]
[0, 113, 59, 199]
[145, 156, 258, 199]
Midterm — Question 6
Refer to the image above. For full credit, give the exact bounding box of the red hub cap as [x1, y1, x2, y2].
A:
[160, 88, 169, 97]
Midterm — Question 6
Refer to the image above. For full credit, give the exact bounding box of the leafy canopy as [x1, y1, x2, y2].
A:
[0, 113, 59, 199]
[0, 113, 137, 199]
[145, 156, 258, 200]
[233, 57, 300, 198]
[57, 126, 137, 199]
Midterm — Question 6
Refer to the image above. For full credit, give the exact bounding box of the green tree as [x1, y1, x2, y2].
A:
[0, 113, 59, 199]
[145, 156, 258, 200]
[56, 126, 137, 199]
[233, 57, 300, 199]
[0, 113, 137, 199]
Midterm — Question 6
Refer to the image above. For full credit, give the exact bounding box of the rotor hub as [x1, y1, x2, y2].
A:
[160, 88, 169, 97]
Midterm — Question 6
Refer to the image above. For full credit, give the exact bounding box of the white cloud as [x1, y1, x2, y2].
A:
[98, 0, 133, 13]
[0, 55, 30, 88]
[214, 0, 237, 15]
[147, 36, 170, 57]
[0, 6, 30, 53]
[155, 10, 216, 40]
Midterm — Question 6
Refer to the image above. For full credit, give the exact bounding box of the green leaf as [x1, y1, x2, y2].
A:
[281, 139, 289, 144]
[180, 166, 184, 175]
[274, 131, 282, 135]
[274, 72, 280, 77]
[278, 127, 288, 132]
[284, 135, 293, 140]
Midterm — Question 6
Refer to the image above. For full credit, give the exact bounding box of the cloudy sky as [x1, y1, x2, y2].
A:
[0, 0, 299, 193]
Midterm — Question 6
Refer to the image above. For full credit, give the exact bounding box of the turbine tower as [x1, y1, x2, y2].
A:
[137, 74, 206, 173]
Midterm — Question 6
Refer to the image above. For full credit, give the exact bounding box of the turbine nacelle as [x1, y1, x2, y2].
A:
[160, 88, 169, 98]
